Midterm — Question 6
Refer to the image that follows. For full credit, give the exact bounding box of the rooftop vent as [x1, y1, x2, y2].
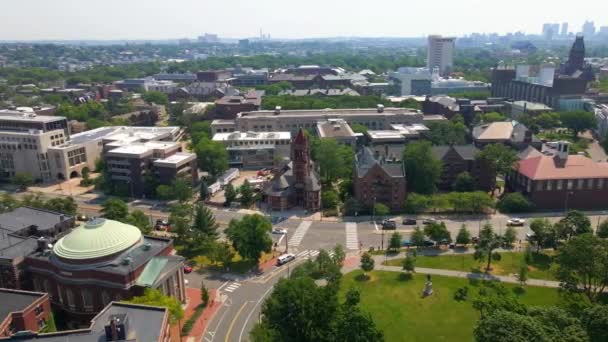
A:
[143, 243, 152, 251]
[121, 256, 133, 266]
[377, 104, 385, 113]
[274, 106, 281, 115]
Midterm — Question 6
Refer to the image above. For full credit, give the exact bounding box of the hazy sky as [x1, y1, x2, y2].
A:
[1, 0, 606, 40]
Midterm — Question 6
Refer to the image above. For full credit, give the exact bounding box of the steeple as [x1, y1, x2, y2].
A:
[564, 35, 585, 75]
[291, 129, 310, 184]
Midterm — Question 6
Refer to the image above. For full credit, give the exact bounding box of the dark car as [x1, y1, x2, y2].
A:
[402, 218, 417, 225]
[382, 220, 397, 230]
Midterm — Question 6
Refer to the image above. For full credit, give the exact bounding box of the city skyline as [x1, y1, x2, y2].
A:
[0, 0, 607, 41]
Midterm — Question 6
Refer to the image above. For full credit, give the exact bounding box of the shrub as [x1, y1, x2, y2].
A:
[454, 286, 469, 301]
[497, 193, 533, 213]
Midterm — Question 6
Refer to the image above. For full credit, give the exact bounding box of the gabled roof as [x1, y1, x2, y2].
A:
[431, 145, 479, 161]
[518, 155, 608, 180]
[355, 147, 405, 178]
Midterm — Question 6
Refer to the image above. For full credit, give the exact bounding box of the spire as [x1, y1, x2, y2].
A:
[565, 35, 585, 74]
[294, 129, 307, 144]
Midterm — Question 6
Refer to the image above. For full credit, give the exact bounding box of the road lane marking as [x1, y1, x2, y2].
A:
[224, 282, 241, 293]
[346, 222, 358, 250]
[296, 250, 309, 258]
[309, 250, 320, 257]
[216, 281, 229, 291]
[225, 301, 250, 342]
[238, 287, 276, 341]
[288, 221, 312, 246]
[277, 234, 285, 246]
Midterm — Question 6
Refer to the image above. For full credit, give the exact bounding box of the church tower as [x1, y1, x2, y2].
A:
[564, 35, 585, 75]
[291, 129, 310, 185]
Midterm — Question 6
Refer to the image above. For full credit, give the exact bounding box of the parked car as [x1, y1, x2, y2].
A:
[382, 220, 397, 230]
[402, 240, 413, 247]
[183, 265, 193, 274]
[402, 218, 417, 225]
[277, 253, 295, 266]
[272, 228, 287, 235]
[422, 218, 437, 225]
[525, 232, 535, 240]
[77, 214, 89, 221]
[507, 218, 526, 226]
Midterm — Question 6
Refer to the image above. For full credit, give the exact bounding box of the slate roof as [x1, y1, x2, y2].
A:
[431, 145, 479, 161]
[0, 207, 70, 234]
[355, 147, 406, 178]
[0, 289, 46, 322]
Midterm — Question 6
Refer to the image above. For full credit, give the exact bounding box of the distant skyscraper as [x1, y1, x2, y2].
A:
[542, 23, 560, 40]
[582, 21, 596, 37]
[561, 23, 568, 36]
[427, 35, 455, 76]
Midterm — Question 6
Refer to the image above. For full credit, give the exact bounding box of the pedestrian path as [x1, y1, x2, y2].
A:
[345, 222, 358, 250]
[295, 249, 336, 259]
[288, 221, 312, 247]
[223, 282, 241, 293]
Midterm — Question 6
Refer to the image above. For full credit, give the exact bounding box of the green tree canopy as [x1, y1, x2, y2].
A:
[141, 91, 169, 105]
[127, 209, 152, 234]
[225, 214, 272, 262]
[559, 111, 597, 138]
[497, 193, 534, 213]
[194, 138, 228, 178]
[125, 289, 184, 324]
[477, 144, 517, 179]
[453, 172, 475, 192]
[239, 180, 255, 207]
[403, 141, 442, 194]
[101, 198, 129, 221]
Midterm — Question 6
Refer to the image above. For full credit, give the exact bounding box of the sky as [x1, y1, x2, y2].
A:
[0, 0, 607, 41]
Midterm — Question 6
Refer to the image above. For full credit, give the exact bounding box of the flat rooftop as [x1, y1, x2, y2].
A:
[0, 206, 71, 233]
[106, 141, 179, 157]
[212, 131, 291, 141]
[0, 289, 46, 321]
[367, 130, 406, 140]
[63, 126, 180, 147]
[238, 107, 422, 118]
[0, 110, 65, 123]
[154, 152, 196, 167]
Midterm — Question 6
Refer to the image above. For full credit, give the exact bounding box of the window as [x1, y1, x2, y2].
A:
[56, 285, 63, 304]
[66, 288, 75, 309]
[101, 291, 111, 307]
[587, 179, 594, 190]
[547, 180, 553, 191]
[577, 179, 584, 190]
[82, 289, 93, 311]
[535, 181, 543, 191]
[557, 180, 563, 190]
[599, 179, 605, 189]
[567, 180, 574, 190]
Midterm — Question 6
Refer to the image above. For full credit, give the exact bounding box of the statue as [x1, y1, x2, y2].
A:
[423, 274, 433, 297]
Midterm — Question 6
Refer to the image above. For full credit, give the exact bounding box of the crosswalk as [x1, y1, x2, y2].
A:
[288, 221, 312, 247]
[223, 282, 241, 293]
[345, 222, 359, 250]
[295, 249, 335, 259]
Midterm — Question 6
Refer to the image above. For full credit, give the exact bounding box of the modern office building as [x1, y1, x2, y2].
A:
[506, 142, 608, 210]
[0, 288, 51, 338]
[8, 302, 172, 341]
[427, 35, 455, 76]
[24, 218, 185, 324]
[388, 67, 432, 96]
[210, 106, 442, 135]
[353, 147, 407, 212]
[212, 131, 291, 169]
[582, 21, 596, 38]
[316, 119, 357, 146]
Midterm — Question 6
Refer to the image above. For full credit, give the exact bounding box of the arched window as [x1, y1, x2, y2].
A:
[65, 288, 75, 310]
[82, 289, 93, 311]
[101, 291, 111, 307]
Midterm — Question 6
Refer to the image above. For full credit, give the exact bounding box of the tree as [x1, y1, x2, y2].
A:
[559, 110, 597, 138]
[252, 277, 338, 342]
[126, 289, 184, 324]
[172, 178, 193, 202]
[518, 261, 529, 286]
[338, 179, 353, 202]
[310, 138, 353, 183]
[209, 242, 235, 270]
[43, 197, 78, 216]
[333, 244, 346, 265]
[389, 232, 402, 252]
[556, 234, 608, 302]
[597, 220, 608, 238]
[168, 203, 192, 245]
[142, 91, 169, 105]
[239, 180, 255, 207]
[402, 141, 442, 194]
[480, 112, 506, 123]
[201, 282, 210, 307]
[101, 198, 129, 221]
[535, 112, 561, 130]
[474, 223, 502, 272]
[402, 254, 416, 273]
[503, 226, 517, 248]
[224, 184, 237, 206]
[453, 172, 475, 192]
[12, 172, 33, 190]
[373, 203, 389, 217]
[474, 310, 549, 342]
[404, 193, 431, 214]
[425, 120, 467, 145]
[322, 190, 339, 210]
[350, 123, 368, 134]
[155, 184, 173, 200]
[411, 227, 426, 248]
[195, 138, 228, 178]
[360, 252, 375, 276]
[556, 210, 592, 240]
[127, 209, 152, 234]
[477, 144, 517, 180]
[334, 289, 384, 342]
[581, 305, 608, 342]
[603, 136, 608, 155]
[497, 193, 533, 213]
[191, 203, 219, 241]
[225, 214, 272, 262]
[424, 222, 451, 244]
[456, 224, 471, 246]
[199, 181, 208, 201]
[343, 198, 363, 216]
[529, 218, 555, 252]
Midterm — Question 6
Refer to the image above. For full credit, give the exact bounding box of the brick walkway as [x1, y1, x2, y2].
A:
[183, 287, 221, 342]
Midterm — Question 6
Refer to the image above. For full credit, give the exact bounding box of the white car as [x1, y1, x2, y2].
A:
[507, 218, 526, 226]
[272, 228, 287, 234]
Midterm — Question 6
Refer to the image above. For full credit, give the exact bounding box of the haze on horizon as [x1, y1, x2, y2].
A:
[1, 0, 606, 41]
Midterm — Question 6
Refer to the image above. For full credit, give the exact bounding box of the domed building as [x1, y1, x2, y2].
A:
[24, 218, 185, 324]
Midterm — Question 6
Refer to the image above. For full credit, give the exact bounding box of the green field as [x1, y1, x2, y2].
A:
[384, 251, 557, 280]
[340, 270, 560, 342]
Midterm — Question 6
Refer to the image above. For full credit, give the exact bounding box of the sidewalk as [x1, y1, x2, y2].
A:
[183, 287, 221, 342]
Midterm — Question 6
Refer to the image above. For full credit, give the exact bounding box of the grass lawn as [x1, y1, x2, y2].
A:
[192, 250, 276, 274]
[384, 251, 557, 280]
[340, 270, 560, 342]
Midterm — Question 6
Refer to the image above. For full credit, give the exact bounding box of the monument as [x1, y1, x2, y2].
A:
[423, 274, 433, 297]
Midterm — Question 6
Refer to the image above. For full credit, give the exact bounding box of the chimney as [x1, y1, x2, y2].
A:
[556, 141, 570, 160]
[106, 318, 119, 341]
[377, 104, 385, 113]
[274, 106, 281, 115]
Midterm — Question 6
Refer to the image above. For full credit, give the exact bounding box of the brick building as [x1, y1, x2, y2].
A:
[354, 147, 407, 212]
[214, 90, 262, 120]
[431, 145, 495, 191]
[23, 218, 185, 325]
[0, 289, 51, 338]
[506, 142, 608, 210]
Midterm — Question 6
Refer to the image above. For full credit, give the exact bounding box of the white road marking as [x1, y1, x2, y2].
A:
[296, 250, 309, 258]
[374, 221, 379, 231]
[277, 234, 285, 246]
[238, 285, 276, 341]
[288, 221, 312, 247]
[216, 281, 229, 291]
[224, 282, 241, 293]
[346, 222, 359, 250]
[309, 250, 320, 257]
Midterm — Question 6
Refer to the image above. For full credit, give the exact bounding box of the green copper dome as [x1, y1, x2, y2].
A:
[53, 218, 142, 260]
